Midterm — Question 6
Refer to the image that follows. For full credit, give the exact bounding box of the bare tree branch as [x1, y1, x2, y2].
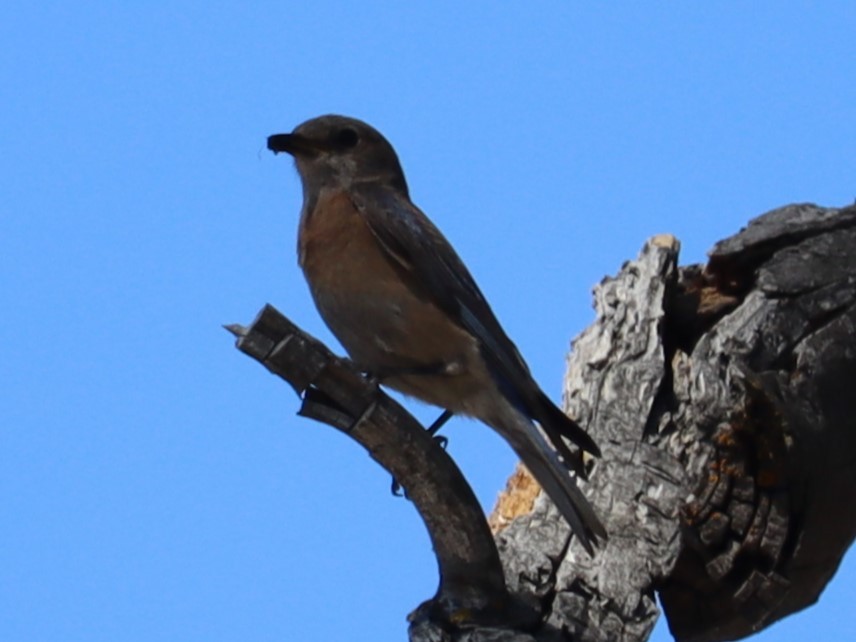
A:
[226, 307, 536, 630]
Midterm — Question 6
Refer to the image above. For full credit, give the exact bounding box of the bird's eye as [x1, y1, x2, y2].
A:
[334, 128, 359, 149]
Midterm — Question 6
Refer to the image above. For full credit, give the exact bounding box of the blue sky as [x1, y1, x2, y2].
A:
[2, 3, 854, 641]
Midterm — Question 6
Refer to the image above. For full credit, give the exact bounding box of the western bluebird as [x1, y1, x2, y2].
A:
[267, 115, 606, 553]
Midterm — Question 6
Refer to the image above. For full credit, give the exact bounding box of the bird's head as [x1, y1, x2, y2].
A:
[268, 115, 408, 196]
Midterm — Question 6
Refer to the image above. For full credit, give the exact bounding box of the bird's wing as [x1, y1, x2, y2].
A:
[350, 184, 529, 381]
[349, 183, 600, 458]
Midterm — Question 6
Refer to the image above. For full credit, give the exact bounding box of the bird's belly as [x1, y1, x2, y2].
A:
[311, 280, 490, 409]
[305, 257, 490, 415]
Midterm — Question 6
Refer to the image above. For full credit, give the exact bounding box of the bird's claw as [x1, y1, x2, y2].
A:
[391, 477, 408, 498]
[390, 410, 453, 498]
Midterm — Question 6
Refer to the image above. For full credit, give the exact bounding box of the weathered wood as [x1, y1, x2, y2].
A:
[657, 203, 856, 641]
[490, 203, 856, 642]
[489, 235, 687, 642]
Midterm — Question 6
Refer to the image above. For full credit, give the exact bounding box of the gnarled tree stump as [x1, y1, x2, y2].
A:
[489, 203, 856, 642]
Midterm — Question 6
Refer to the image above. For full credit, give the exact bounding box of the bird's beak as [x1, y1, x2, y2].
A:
[267, 133, 324, 157]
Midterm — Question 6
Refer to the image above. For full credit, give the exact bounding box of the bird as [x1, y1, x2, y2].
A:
[267, 115, 606, 554]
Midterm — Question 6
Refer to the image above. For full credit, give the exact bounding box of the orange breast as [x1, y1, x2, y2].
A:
[299, 190, 395, 293]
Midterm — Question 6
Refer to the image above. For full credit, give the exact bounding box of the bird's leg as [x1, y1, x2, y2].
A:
[391, 409, 455, 497]
[355, 362, 455, 444]
[426, 408, 453, 441]
[351, 361, 457, 496]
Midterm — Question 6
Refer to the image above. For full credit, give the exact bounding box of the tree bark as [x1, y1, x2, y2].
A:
[229, 202, 856, 642]
[487, 202, 856, 642]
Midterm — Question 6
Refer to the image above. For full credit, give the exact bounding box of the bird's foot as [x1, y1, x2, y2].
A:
[390, 409, 454, 497]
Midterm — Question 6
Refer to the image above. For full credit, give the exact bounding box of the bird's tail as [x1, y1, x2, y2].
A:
[488, 405, 606, 555]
